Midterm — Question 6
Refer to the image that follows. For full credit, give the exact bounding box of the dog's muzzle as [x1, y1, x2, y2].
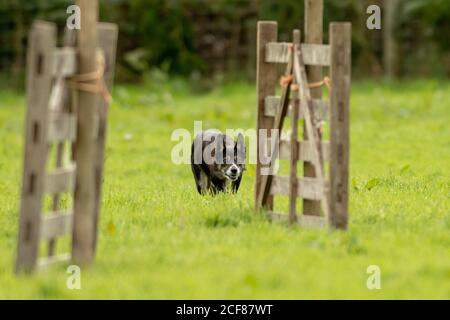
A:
[226, 165, 240, 181]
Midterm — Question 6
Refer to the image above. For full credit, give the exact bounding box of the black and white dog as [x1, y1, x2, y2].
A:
[191, 131, 245, 194]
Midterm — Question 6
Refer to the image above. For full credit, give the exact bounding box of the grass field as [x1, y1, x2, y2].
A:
[0, 79, 449, 299]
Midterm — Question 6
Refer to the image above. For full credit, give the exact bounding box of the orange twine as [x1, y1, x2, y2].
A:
[279, 74, 293, 87]
[308, 76, 331, 91]
[280, 75, 331, 91]
[68, 52, 112, 105]
[283, 76, 331, 133]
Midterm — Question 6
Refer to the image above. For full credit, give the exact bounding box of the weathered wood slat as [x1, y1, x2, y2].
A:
[72, 0, 99, 265]
[49, 37, 77, 113]
[47, 112, 77, 143]
[288, 30, 301, 225]
[265, 42, 330, 66]
[279, 139, 330, 162]
[270, 175, 327, 201]
[255, 21, 278, 211]
[256, 43, 294, 209]
[44, 165, 76, 194]
[40, 211, 73, 240]
[51, 47, 77, 77]
[304, 0, 324, 218]
[37, 253, 71, 269]
[329, 23, 351, 229]
[268, 211, 326, 228]
[264, 96, 328, 121]
[293, 42, 330, 219]
[299, 214, 327, 228]
[16, 20, 57, 274]
[48, 28, 76, 258]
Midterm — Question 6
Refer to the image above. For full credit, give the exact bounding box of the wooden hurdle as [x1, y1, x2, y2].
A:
[254, 4, 351, 230]
[15, 0, 118, 273]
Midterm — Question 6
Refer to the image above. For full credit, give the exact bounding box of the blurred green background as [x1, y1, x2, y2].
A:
[1, 80, 449, 299]
[0, 0, 449, 299]
[1, 0, 450, 89]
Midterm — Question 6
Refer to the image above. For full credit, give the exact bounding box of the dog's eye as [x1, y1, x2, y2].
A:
[224, 156, 233, 163]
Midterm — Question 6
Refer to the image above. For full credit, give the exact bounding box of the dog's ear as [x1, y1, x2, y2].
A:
[214, 133, 225, 164]
[235, 133, 245, 165]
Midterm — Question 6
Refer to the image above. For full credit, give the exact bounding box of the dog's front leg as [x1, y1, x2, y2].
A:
[198, 171, 211, 194]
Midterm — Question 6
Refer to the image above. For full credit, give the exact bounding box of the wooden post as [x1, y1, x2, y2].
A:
[329, 23, 351, 229]
[303, 0, 323, 216]
[255, 21, 277, 211]
[383, 0, 400, 78]
[92, 23, 118, 253]
[16, 21, 57, 273]
[289, 30, 300, 225]
[293, 37, 330, 222]
[256, 52, 294, 209]
[72, 0, 99, 265]
[48, 28, 76, 258]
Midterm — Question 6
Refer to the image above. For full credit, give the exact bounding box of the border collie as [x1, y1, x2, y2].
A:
[191, 131, 245, 194]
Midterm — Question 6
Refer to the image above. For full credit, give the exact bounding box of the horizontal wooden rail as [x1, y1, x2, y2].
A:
[268, 211, 326, 228]
[270, 175, 327, 201]
[51, 48, 77, 77]
[264, 96, 328, 121]
[37, 253, 71, 269]
[44, 164, 76, 194]
[47, 112, 77, 143]
[278, 139, 330, 162]
[266, 43, 330, 66]
[40, 210, 73, 240]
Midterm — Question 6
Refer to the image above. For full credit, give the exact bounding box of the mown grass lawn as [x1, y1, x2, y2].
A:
[0, 79, 449, 299]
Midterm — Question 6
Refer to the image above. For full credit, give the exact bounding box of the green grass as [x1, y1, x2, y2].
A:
[0, 79, 449, 299]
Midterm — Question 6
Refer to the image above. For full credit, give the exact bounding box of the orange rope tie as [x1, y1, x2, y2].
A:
[281, 75, 332, 90]
[308, 76, 331, 91]
[68, 52, 112, 105]
[283, 76, 331, 133]
[280, 74, 293, 87]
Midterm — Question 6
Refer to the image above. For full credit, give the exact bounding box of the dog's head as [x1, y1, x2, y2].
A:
[212, 133, 246, 182]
